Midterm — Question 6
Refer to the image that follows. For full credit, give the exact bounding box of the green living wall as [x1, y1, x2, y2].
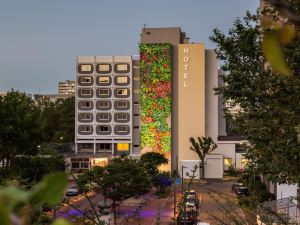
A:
[140, 43, 172, 157]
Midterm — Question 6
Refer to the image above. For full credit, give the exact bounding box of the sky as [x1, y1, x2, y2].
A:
[0, 0, 259, 94]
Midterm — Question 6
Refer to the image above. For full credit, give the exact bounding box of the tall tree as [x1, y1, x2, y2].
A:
[139, 152, 168, 177]
[210, 8, 300, 183]
[189, 137, 217, 179]
[0, 91, 42, 170]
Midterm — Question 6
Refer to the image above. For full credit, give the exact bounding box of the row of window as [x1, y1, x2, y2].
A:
[77, 143, 130, 152]
[78, 76, 130, 86]
[78, 112, 130, 123]
[78, 125, 130, 135]
[78, 63, 130, 74]
[78, 88, 130, 98]
[78, 100, 130, 111]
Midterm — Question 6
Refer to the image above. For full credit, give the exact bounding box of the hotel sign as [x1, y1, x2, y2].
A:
[183, 48, 189, 88]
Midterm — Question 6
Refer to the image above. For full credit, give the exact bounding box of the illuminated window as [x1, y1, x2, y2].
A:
[117, 143, 129, 151]
[78, 64, 93, 73]
[98, 76, 110, 83]
[97, 64, 112, 73]
[224, 158, 233, 167]
[241, 159, 248, 165]
[116, 76, 128, 84]
[97, 113, 110, 120]
[80, 125, 92, 133]
[117, 89, 128, 95]
[115, 63, 130, 73]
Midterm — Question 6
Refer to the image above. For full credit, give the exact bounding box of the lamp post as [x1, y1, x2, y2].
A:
[173, 176, 176, 219]
[181, 165, 187, 225]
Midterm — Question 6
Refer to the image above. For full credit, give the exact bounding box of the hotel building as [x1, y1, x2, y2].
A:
[71, 27, 247, 177]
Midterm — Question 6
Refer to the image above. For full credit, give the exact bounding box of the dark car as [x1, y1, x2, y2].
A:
[179, 208, 197, 225]
[235, 186, 249, 196]
[232, 182, 245, 192]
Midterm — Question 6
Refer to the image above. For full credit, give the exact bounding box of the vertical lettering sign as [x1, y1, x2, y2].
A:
[183, 48, 189, 88]
[139, 43, 172, 158]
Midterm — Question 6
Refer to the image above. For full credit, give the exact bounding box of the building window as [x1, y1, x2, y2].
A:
[114, 63, 130, 73]
[80, 76, 92, 84]
[96, 113, 111, 123]
[78, 64, 93, 74]
[81, 125, 92, 133]
[115, 76, 130, 85]
[114, 100, 130, 110]
[117, 125, 128, 133]
[79, 113, 93, 122]
[98, 143, 111, 150]
[117, 113, 128, 121]
[81, 89, 91, 95]
[99, 125, 109, 132]
[79, 101, 93, 109]
[235, 143, 247, 153]
[96, 100, 111, 110]
[117, 143, 129, 151]
[115, 88, 130, 98]
[98, 76, 110, 83]
[97, 64, 112, 74]
[97, 88, 111, 97]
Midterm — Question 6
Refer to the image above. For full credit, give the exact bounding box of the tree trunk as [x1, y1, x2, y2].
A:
[201, 159, 205, 180]
[112, 201, 116, 225]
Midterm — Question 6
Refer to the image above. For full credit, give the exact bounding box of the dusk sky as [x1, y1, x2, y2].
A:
[0, 0, 259, 94]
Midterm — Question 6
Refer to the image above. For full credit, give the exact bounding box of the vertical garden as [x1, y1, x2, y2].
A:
[140, 43, 172, 157]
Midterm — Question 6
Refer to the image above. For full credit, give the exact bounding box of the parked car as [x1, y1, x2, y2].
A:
[65, 185, 79, 196]
[185, 202, 197, 212]
[185, 189, 197, 197]
[186, 194, 199, 208]
[179, 208, 197, 225]
[235, 186, 249, 196]
[232, 182, 245, 192]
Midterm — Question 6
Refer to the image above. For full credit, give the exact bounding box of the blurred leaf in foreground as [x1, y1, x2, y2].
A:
[30, 172, 68, 205]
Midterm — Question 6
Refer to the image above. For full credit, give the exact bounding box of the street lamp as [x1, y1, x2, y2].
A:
[181, 165, 187, 225]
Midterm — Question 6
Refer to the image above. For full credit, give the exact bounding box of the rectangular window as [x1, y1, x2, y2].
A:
[133, 89, 139, 94]
[116, 64, 129, 72]
[80, 77, 92, 84]
[117, 101, 128, 108]
[99, 126, 109, 132]
[99, 113, 109, 120]
[98, 64, 111, 73]
[80, 89, 92, 95]
[81, 101, 91, 108]
[117, 113, 128, 120]
[117, 89, 128, 95]
[79, 64, 93, 73]
[99, 143, 111, 150]
[99, 89, 109, 95]
[99, 77, 110, 83]
[99, 101, 109, 107]
[117, 126, 127, 132]
[117, 143, 129, 151]
[117, 76, 128, 83]
[81, 113, 92, 120]
[81, 126, 91, 132]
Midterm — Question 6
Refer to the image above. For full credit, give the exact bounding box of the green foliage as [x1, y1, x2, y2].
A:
[152, 171, 172, 194]
[189, 137, 217, 179]
[0, 172, 68, 225]
[140, 152, 168, 177]
[210, 9, 300, 184]
[140, 43, 172, 154]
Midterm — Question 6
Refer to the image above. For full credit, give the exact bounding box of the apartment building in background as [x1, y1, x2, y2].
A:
[58, 80, 75, 96]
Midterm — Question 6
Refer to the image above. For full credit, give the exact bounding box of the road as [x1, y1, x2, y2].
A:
[55, 177, 249, 225]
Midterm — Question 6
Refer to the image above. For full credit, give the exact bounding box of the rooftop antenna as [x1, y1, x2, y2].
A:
[143, 23, 147, 28]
